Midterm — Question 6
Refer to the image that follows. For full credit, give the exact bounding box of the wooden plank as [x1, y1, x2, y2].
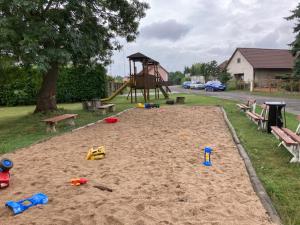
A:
[42, 114, 77, 123]
[237, 104, 249, 109]
[282, 128, 300, 143]
[246, 111, 260, 120]
[98, 104, 115, 109]
[271, 126, 297, 145]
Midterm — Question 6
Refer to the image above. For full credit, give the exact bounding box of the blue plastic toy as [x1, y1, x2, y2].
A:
[0, 158, 13, 173]
[203, 147, 212, 166]
[6, 193, 48, 215]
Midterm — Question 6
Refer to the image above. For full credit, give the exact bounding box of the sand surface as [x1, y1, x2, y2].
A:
[0, 106, 273, 225]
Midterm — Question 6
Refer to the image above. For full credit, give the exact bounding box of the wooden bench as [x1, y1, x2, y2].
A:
[296, 115, 300, 135]
[236, 103, 250, 111]
[237, 99, 256, 112]
[271, 126, 300, 163]
[246, 104, 268, 130]
[42, 114, 78, 132]
[97, 104, 116, 115]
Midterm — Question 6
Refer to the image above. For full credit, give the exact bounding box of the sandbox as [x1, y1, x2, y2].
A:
[0, 106, 273, 225]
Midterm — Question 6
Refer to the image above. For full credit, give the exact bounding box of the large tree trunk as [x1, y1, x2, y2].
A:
[34, 63, 59, 113]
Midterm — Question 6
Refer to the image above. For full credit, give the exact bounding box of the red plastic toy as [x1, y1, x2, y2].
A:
[104, 117, 118, 123]
[70, 178, 88, 186]
[0, 171, 10, 188]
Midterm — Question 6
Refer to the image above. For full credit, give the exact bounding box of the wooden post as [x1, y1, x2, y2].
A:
[129, 60, 133, 103]
[142, 61, 146, 102]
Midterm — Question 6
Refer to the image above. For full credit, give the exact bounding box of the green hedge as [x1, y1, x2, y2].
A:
[57, 65, 107, 102]
[0, 65, 107, 106]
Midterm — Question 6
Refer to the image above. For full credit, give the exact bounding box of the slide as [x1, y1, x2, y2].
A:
[159, 86, 169, 99]
[101, 81, 129, 103]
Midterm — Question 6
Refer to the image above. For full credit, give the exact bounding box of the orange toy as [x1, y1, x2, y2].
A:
[70, 178, 88, 186]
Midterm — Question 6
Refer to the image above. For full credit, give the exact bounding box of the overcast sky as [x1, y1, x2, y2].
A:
[108, 0, 299, 76]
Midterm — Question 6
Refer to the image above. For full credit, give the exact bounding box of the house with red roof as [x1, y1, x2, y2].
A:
[226, 48, 294, 86]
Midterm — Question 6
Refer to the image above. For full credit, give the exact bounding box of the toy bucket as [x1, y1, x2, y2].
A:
[104, 117, 118, 123]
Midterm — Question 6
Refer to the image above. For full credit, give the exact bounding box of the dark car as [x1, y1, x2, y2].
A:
[204, 81, 226, 92]
[182, 81, 192, 89]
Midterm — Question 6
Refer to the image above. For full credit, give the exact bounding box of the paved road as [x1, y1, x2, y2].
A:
[170, 86, 300, 115]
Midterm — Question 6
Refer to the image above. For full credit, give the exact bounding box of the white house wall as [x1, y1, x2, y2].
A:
[227, 50, 254, 82]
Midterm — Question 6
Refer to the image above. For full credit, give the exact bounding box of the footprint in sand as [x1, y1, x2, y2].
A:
[136, 203, 145, 211]
[134, 220, 146, 225]
[104, 215, 124, 225]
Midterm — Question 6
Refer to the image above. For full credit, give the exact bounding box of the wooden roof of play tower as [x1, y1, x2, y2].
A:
[127, 52, 159, 65]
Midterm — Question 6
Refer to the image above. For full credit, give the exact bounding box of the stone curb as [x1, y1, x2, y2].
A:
[220, 107, 282, 225]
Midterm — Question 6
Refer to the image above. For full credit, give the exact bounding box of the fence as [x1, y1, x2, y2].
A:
[253, 79, 300, 93]
[235, 79, 300, 93]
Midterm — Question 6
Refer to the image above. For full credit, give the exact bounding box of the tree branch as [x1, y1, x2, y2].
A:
[42, 0, 53, 14]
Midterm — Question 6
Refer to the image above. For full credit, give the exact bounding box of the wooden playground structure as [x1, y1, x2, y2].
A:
[127, 52, 171, 103]
[101, 52, 171, 103]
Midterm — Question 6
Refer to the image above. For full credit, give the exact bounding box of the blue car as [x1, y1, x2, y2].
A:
[182, 81, 192, 89]
[204, 81, 226, 92]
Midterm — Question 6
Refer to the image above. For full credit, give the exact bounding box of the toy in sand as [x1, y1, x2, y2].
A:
[70, 178, 88, 186]
[86, 146, 105, 160]
[203, 147, 213, 166]
[6, 193, 48, 215]
[104, 117, 118, 123]
[137, 103, 160, 109]
[0, 158, 13, 189]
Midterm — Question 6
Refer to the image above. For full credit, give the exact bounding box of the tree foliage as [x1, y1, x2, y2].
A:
[169, 71, 185, 85]
[0, 0, 149, 111]
[286, 3, 300, 77]
[185, 60, 231, 83]
[0, 65, 107, 106]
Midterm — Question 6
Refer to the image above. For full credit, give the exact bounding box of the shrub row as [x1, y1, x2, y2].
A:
[0, 65, 107, 106]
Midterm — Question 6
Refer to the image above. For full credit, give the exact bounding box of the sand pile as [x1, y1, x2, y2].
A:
[0, 106, 273, 225]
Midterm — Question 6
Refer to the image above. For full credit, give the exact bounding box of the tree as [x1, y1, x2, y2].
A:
[169, 71, 185, 85]
[0, 0, 149, 112]
[286, 3, 300, 78]
[188, 60, 220, 82]
[217, 69, 231, 84]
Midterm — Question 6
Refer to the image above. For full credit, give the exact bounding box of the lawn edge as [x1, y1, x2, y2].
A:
[220, 107, 282, 225]
[72, 107, 134, 132]
[3, 107, 134, 155]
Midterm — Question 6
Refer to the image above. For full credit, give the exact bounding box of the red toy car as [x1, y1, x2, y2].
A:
[0, 158, 13, 188]
[0, 171, 10, 188]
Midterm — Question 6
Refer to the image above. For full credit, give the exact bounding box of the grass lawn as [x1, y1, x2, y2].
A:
[1, 94, 300, 224]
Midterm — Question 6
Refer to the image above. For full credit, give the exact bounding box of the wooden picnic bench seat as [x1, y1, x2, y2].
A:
[271, 126, 300, 163]
[97, 104, 116, 115]
[236, 103, 250, 111]
[282, 128, 300, 143]
[42, 114, 78, 132]
[271, 127, 297, 145]
[236, 99, 256, 112]
[245, 103, 268, 130]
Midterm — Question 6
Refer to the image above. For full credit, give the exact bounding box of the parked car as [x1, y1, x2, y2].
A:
[190, 82, 205, 90]
[204, 81, 226, 92]
[182, 81, 192, 89]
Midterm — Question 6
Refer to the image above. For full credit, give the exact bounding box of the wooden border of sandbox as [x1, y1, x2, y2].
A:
[72, 107, 134, 132]
[220, 107, 282, 225]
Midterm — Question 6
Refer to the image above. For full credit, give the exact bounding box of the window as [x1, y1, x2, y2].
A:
[237, 58, 241, 63]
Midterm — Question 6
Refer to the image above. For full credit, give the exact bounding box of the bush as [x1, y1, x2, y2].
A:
[0, 67, 41, 106]
[57, 65, 107, 102]
[0, 65, 107, 106]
